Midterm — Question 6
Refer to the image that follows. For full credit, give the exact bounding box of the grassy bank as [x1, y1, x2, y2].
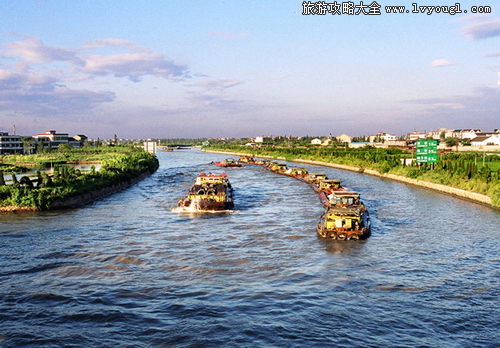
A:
[0, 146, 143, 171]
[205, 144, 500, 208]
[0, 148, 159, 211]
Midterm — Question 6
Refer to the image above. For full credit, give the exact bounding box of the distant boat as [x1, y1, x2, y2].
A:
[213, 158, 242, 167]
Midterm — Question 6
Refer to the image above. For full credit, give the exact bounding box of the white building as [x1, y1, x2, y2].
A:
[34, 130, 69, 149]
[336, 134, 353, 143]
[460, 129, 482, 139]
[408, 131, 427, 141]
[0, 132, 23, 154]
[311, 138, 322, 145]
[470, 134, 500, 146]
[368, 132, 397, 142]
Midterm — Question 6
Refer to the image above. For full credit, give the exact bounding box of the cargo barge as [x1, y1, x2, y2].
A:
[178, 173, 234, 210]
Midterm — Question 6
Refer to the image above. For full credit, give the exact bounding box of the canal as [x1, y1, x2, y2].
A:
[1, 148, 499, 347]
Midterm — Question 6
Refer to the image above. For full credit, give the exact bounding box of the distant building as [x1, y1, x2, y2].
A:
[407, 131, 427, 141]
[311, 138, 322, 145]
[349, 142, 371, 148]
[34, 130, 69, 149]
[428, 128, 455, 140]
[336, 134, 352, 143]
[254, 136, 264, 143]
[460, 129, 481, 139]
[385, 140, 407, 147]
[368, 132, 397, 142]
[71, 134, 89, 147]
[144, 140, 156, 154]
[0, 132, 23, 154]
[470, 134, 500, 146]
[322, 138, 333, 146]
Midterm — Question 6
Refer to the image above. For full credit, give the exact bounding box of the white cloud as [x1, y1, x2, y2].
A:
[0, 73, 115, 116]
[4, 35, 84, 65]
[186, 78, 244, 91]
[82, 38, 149, 52]
[430, 59, 456, 67]
[81, 52, 188, 82]
[0, 34, 195, 122]
[404, 87, 500, 130]
[483, 51, 500, 58]
[459, 15, 500, 40]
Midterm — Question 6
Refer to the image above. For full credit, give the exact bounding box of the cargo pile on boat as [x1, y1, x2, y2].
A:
[242, 156, 371, 240]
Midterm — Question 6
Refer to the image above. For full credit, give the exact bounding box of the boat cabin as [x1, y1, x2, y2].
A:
[325, 207, 362, 230]
[195, 173, 227, 185]
[285, 167, 308, 176]
[307, 173, 328, 181]
[328, 191, 360, 206]
[319, 179, 342, 190]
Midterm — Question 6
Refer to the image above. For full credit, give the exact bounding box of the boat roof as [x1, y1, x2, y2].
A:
[330, 191, 359, 197]
[326, 206, 363, 215]
[195, 174, 228, 184]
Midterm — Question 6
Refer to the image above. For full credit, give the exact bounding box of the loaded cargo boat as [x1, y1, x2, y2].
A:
[178, 173, 234, 210]
[317, 191, 370, 240]
[213, 158, 242, 167]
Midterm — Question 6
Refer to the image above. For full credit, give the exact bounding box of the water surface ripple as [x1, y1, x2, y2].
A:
[1, 148, 499, 347]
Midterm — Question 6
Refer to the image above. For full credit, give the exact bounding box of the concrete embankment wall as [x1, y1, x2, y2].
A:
[49, 172, 152, 210]
[203, 149, 493, 207]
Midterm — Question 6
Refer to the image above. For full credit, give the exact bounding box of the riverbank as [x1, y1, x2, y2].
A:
[0, 172, 153, 212]
[48, 171, 153, 210]
[203, 149, 493, 207]
[0, 151, 159, 212]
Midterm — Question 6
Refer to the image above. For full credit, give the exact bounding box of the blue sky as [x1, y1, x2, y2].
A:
[0, 0, 499, 139]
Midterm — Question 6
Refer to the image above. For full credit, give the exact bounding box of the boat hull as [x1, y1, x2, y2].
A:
[178, 198, 233, 211]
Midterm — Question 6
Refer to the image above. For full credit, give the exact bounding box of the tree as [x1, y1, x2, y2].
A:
[21, 137, 34, 155]
[36, 139, 45, 154]
[461, 138, 471, 146]
[57, 144, 73, 152]
[444, 137, 457, 147]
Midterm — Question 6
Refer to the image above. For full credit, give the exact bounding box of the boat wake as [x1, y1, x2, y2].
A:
[171, 206, 232, 214]
[171, 200, 232, 214]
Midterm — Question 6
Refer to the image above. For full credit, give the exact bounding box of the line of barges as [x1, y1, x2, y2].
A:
[240, 156, 371, 240]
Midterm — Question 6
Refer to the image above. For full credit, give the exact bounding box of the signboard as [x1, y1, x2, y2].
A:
[416, 140, 438, 163]
[416, 147, 438, 155]
[416, 140, 438, 148]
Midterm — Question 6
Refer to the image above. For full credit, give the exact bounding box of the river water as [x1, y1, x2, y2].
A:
[1, 148, 499, 347]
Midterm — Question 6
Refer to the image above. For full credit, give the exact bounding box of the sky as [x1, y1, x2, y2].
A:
[0, 0, 499, 139]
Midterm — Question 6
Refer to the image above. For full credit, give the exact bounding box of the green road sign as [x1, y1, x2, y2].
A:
[416, 140, 438, 163]
[416, 147, 438, 155]
[416, 140, 438, 148]
[416, 154, 438, 163]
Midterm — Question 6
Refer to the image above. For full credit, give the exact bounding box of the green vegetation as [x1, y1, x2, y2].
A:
[206, 144, 500, 208]
[0, 147, 159, 211]
[1, 145, 147, 170]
